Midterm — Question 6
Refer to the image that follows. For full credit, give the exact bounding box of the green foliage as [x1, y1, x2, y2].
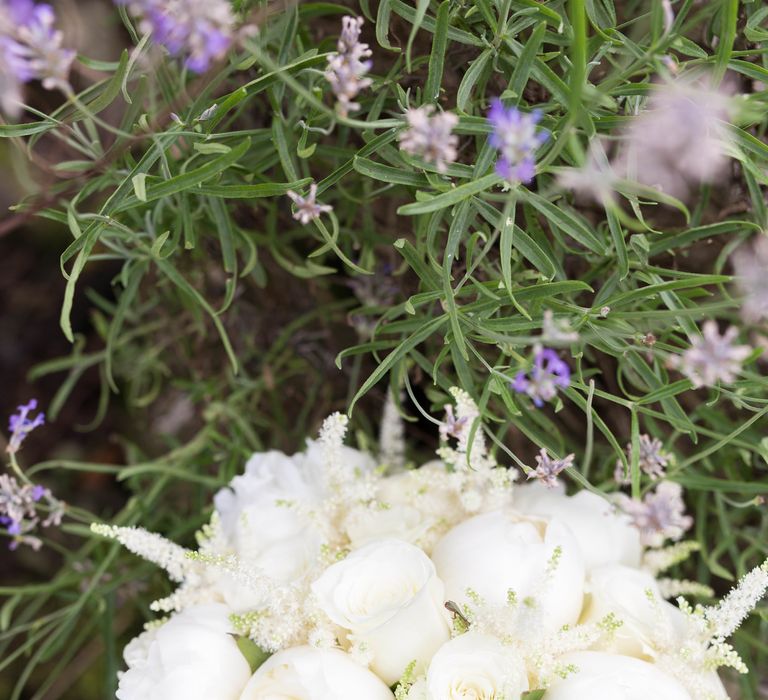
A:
[1, 0, 768, 698]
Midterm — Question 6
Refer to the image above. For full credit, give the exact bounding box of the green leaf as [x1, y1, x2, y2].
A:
[424, 1, 450, 102]
[235, 636, 271, 673]
[397, 173, 500, 215]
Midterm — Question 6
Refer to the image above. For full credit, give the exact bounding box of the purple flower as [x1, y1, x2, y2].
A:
[487, 99, 548, 184]
[398, 106, 459, 174]
[671, 321, 751, 388]
[439, 404, 468, 442]
[511, 347, 570, 407]
[31, 484, 46, 501]
[528, 448, 575, 488]
[325, 16, 372, 117]
[7, 399, 45, 454]
[286, 183, 333, 225]
[616, 481, 692, 547]
[116, 0, 235, 73]
[0, 0, 74, 115]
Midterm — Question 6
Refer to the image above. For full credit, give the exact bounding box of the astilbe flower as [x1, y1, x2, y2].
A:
[487, 99, 548, 184]
[731, 236, 768, 323]
[116, 0, 235, 73]
[397, 106, 459, 173]
[511, 347, 570, 407]
[616, 481, 692, 547]
[672, 321, 751, 388]
[325, 16, 372, 117]
[0, 0, 74, 116]
[286, 183, 332, 224]
[528, 449, 575, 488]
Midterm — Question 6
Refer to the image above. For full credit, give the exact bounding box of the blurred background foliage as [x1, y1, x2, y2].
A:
[1, 0, 767, 697]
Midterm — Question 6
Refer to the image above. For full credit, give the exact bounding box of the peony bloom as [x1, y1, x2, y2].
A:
[431, 509, 585, 634]
[239, 646, 394, 699]
[514, 482, 642, 570]
[116, 604, 251, 700]
[424, 632, 529, 699]
[579, 564, 685, 659]
[546, 651, 693, 699]
[311, 539, 451, 684]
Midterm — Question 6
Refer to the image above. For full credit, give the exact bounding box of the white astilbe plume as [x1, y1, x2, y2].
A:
[90, 523, 193, 582]
[318, 411, 350, 487]
[437, 387, 514, 513]
[657, 578, 714, 599]
[379, 390, 406, 471]
[642, 540, 701, 576]
[705, 560, 768, 640]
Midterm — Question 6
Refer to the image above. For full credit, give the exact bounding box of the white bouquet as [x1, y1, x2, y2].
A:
[93, 389, 767, 699]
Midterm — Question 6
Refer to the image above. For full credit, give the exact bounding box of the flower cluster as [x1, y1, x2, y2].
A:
[325, 16, 372, 117]
[672, 321, 751, 388]
[286, 182, 332, 224]
[615, 433, 671, 484]
[487, 99, 548, 184]
[397, 106, 459, 174]
[511, 346, 571, 407]
[94, 392, 765, 700]
[0, 474, 62, 550]
[0, 0, 74, 116]
[115, 0, 236, 73]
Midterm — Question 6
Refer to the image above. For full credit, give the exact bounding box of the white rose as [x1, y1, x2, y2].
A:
[513, 482, 642, 569]
[431, 509, 585, 634]
[239, 646, 394, 700]
[545, 651, 692, 699]
[311, 539, 451, 684]
[116, 604, 251, 700]
[425, 632, 529, 700]
[580, 564, 685, 658]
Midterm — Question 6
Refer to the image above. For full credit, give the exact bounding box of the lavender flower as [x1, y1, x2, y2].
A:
[398, 106, 459, 174]
[731, 237, 768, 323]
[615, 434, 670, 484]
[616, 481, 693, 547]
[487, 99, 548, 184]
[439, 404, 468, 442]
[0, 0, 74, 116]
[7, 399, 45, 454]
[511, 347, 570, 407]
[286, 183, 332, 225]
[0, 473, 62, 550]
[116, 0, 235, 73]
[528, 448, 575, 488]
[325, 16, 372, 118]
[672, 321, 751, 388]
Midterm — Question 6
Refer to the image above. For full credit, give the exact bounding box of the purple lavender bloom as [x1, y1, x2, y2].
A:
[116, 0, 235, 73]
[487, 99, 548, 184]
[325, 16, 372, 117]
[31, 484, 46, 501]
[6, 519, 21, 535]
[7, 399, 45, 454]
[529, 449, 575, 488]
[512, 347, 570, 407]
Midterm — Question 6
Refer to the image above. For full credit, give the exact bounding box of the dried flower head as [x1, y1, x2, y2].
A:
[672, 321, 751, 388]
[511, 347, 570, 407]
[731, 236, 768, 323]
[616, 481, 692, 547]
[286, 183, 333, 224]
[325, 16, 372, 117]
[487, 99, 548, 184]
[528, 449, 575, 488]
[116, 0, 236, 73]
[7, 399, 45, 454]
[398, 106, 459, 173]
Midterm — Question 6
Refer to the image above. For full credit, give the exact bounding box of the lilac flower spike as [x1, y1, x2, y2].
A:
[487, 99, 548, 184]
[325, 16, 372, 118]
[529, 449, 575, 488]
[511, 347, 570, 407]
[7, 399, 45, 454]
[398, 106, 459, 174]
[286, 183, 332, 225]
[0, 0, 74, 116]
[116, 0, 235, 73]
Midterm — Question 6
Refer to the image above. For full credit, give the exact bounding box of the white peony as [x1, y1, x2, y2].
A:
[424, 632, 529, 700]
[116, 604, 251, 700]
[431, 509, 585, 634]
[343, 500, 433, 550]
[213, 445, 377, 594]
[513, 482, 642, 570]
[239, 646, 394, 700]
[311, 538, 451, 684]
[545, 651, 692, 699]
[580, 564, 684, 659]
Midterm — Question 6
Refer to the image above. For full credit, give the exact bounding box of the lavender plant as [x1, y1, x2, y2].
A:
[0, 0, 767, 697]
